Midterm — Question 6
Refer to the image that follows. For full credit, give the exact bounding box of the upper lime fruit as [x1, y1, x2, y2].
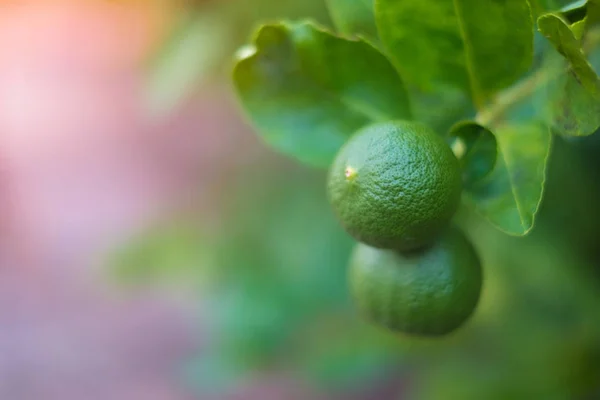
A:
[327, 120, 462, 251]
[349, 226, 482, 336]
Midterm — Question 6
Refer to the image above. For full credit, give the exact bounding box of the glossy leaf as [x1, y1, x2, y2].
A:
[538, 13, 600, 95]
[449, 121, 497, 187]
[464, 123, 552, 235]
[375, 0, 533, 106]
[326, 0, 378, 39]
[233, 21, 412, 168]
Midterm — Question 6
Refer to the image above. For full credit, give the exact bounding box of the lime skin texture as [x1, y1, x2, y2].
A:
[348, 226, 482, 337]
[328, 120, 462, 251]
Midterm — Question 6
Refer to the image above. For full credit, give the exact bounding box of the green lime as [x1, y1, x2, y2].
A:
[349, 226, 482, 336]
[328, 120, 462, 251]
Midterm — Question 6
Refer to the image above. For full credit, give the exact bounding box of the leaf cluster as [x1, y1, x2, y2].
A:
[233, 0, 600, 235]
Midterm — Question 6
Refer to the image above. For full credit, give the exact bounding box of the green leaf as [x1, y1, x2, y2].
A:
[545, 67, 600, 136]
[537, 13, 600, 136]
[529, 0, 578, 17]
[375, 0, 533, 107]
[571, 18, 587, 39]
[411, 85, 476, 135]
[326, 0, 378, 39]
[449, 121, 497, 187]
[233, 21, 412, 168]
[464, 122, 552, 235]
[537, 13, 600, 95]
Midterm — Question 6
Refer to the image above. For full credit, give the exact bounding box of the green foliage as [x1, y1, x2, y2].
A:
[233, 21, 411, 167]
[536, 2, 600, 137]
[538, 13, 599, 95]
[113, 134, 600, 399]
[230, 0, 600, 235]
[123, 0, 600, 396]
[375, 0, 533, 107]
[463, 122, 552, 235]
[545, 63, 600, 136]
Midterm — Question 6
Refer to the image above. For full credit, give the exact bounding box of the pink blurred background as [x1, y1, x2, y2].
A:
[0, 1, 254, 398]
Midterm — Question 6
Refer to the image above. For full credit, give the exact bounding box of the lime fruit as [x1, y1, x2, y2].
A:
[349, 226, 482, 336]
[328, 120, 462, 251]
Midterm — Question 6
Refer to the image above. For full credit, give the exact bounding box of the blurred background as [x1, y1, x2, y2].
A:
[1, 0, 600, 399]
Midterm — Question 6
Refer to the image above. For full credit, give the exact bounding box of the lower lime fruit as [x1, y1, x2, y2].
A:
[328, 120, 462, 251]
[349, 226, 482, 336]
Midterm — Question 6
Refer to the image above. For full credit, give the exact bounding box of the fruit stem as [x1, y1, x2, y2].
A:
[345, 166, 358, 181]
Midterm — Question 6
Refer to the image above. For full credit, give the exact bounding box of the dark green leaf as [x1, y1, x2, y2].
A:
[411, 84, 476, 135]
[464, 122, 552, 235]
[233, 21, 412, 168]
[449, 121, 497, 187]
[538, 13, 600, 94]
[375, 0, 468, 95]
[326, 0, 378, 39]
[375, 0, 533, 107]
[453, 0, 534, 106]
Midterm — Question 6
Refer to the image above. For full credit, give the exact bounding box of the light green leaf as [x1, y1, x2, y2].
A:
[375, 0, 533, 107]
[571, 18, 587, 39]
[233, 21, 412, 168]
[538, 13, 600, 94]
[449, 121, 497, 187]
[326, 0, 378, 39]
[464, 123, 552, 235]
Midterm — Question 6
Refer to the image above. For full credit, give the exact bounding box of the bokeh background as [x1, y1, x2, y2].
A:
[1, 0, 600, 399]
